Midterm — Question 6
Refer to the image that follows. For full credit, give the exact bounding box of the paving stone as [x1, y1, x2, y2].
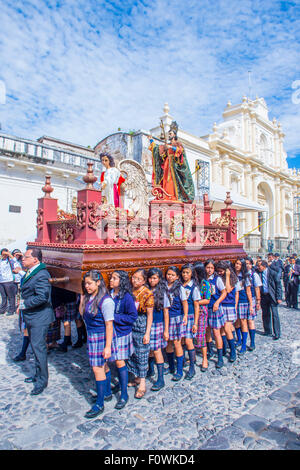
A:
[286, 440, 300, 450]
[48, 413, 79, 432]
[200, 435, 230, 450]
[250, 398, 286, 420]
[12, 424, 54, 448]
[0, 439, 15, 450]
[232, 414, 268, 433]
[269, 388, 292, 404]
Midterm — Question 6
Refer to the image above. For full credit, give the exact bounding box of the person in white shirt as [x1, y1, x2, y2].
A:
[0, 248, 17, 316]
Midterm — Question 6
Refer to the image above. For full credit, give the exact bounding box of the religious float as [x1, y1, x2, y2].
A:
[27, 122, 246, 293]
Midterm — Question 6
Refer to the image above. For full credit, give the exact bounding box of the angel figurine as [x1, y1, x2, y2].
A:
[99, 153, 125, 207]
[117, 159, 151, 219]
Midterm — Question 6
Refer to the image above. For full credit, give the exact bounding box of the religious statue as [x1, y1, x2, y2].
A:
[148, 121, 195, 203]
[99, 153, 125, 207]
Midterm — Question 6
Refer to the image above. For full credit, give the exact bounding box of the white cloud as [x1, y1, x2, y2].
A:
[0, 0, 299, 165]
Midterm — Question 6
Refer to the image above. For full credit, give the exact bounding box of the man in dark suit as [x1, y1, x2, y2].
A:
[286, 259, 300, 309]
[257, 260, 282, 340]
[20, 248, 55, 395]
[267, 253, 281, 279]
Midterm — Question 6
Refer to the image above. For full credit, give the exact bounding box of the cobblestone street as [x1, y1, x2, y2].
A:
[0, 305, 299, 451]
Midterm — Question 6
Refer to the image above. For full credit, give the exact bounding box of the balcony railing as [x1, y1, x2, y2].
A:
[0, 133, 102, 172]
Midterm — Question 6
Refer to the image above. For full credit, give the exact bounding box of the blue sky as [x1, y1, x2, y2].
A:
[0, 0, 300, 167]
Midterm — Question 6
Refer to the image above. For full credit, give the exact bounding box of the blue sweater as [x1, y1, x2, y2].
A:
[113, 292, 138, 337]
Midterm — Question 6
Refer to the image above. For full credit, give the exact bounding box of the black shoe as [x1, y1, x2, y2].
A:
[104, 394, 112, 402]
[171, 373, 183, 382]
[57, 343, 68, 352]
[200, 365, 208, 372]
[111, 383, 120, 395]
[184, 370, 195, 380]
[6, 312, 15, 316]
[115, 397, 128, 410]
[262, 332, 272, 337]
[151, 381, 165, 391]
[85, 404, 104, 419]
[72, 340, 83, 349]
[273, 335, 280, 340]
[30, 386, 46, 395]
[13, 354, 26, 362]
[24, 376, 37, 383]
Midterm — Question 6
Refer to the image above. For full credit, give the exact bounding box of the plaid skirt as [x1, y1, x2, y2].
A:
[195, 306, 208, 348]
[150, 321, 167, 351]
[221, 305, 237, 323]
[127, 315, 150, 378]
[87, 329, 118, 367]
[207, 306, 225, 329]
[116, 332, 134, 360]
[238, 302, 257, 320]
[47, 319, 61, 344]
[169, 315, 186, 341]
[63, 302, 80, 322]
[185, 313, 196, 339]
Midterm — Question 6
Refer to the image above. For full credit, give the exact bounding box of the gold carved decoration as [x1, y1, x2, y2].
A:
[56, 224, 74, 244]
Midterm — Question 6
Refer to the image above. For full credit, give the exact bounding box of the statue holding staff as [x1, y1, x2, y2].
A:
[148, 121, 195, 203]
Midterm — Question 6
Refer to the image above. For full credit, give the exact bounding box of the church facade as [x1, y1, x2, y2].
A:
[1, 96, 299, 255]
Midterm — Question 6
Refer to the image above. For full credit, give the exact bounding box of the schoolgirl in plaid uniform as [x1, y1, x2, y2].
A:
[147, 268, 168, 391]
[193, 262, 211, 372]
[79, 270, 118, 419]
[164, 266, 188, 382]
[180, 264, 200, 380]
[215, 261, 241, 363]
[245, 257, 262, 351]
[204, 260, 227, 369]
[234, 259, 253, 354]
[110, 270, 138, 409]
[127, 269, 154, 399]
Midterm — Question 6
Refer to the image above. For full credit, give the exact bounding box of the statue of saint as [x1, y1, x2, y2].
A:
[99, 153, 125, 207]
[148, 121, 195, 203]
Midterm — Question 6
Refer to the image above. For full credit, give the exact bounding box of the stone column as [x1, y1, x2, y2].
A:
[221, 154, 230, 188]
[274, 178, 281, 237]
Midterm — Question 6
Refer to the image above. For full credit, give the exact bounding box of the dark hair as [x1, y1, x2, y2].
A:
[193, 262, 206, 285]
[132, 269, 147, 281]
[100, 153, 115, 167]
[165, 266, 182, 300]
[111, 270, 133, 300]
[260, 260, 268, 268]
[215, 260, 238, 288]
[244, 256, 254, 266]
[234, 258, 250, 286]
[1, 248, 8, 254]
[12, 249, 22, 256]
[30, 248, 42, 262]
[180, 263, 197, 284]
[204, 259, 215, 279]
[82, 270, 109, 316]
[267, 253, 274, 257]
[147, 268, 167, 310]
